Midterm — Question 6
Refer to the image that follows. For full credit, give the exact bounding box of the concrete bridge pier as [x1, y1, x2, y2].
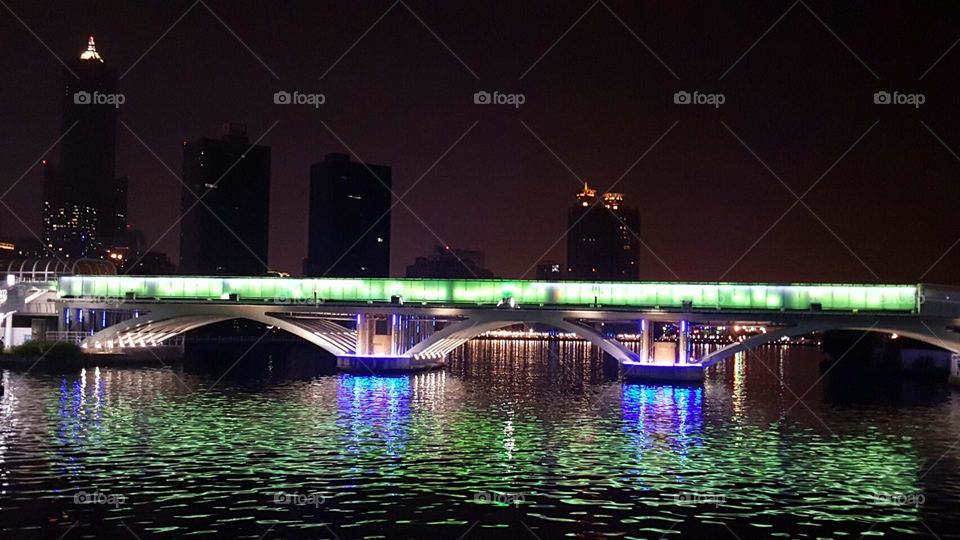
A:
[2, 311, 12, 351]
[638, 319, 651, 363]
[336, 354, 446, 373]
[336, 313, 445, 373]
[678, 320, 691, 364]
[622, 318, 706, 383]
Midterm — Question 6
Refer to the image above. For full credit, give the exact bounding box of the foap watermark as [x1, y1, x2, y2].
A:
[673, 492, 726, 506]
[273, 491, 326, 508]
[673, 90, 725, 108]
[73, 90, 125, 108]
[873, 90, 925, 108]
[74, 490, 127, 508]
[872, 492, 925, 507]
[473, 490, 525, 506]
[274, 90, 326, 108]
[473, 90, 525, 108]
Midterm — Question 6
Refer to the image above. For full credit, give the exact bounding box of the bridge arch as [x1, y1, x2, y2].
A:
[407, 313, 638, 364]
[82, 310, 356, 357]
[700, 321, 960, 367]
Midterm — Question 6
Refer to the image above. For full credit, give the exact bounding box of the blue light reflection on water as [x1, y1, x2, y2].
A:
[620, 384, 704, 474]
[336, 375, 412, 463]
[55, 368, 109, 478]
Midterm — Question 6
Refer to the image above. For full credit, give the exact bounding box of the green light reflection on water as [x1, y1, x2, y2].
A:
[11, 359, 930, 537]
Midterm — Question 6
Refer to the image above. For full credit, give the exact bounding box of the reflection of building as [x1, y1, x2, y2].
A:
[42, 36, 128, 259]
[566, 182, 639, 281]
[304, 153, 391, 277]
[179, 123, 271, 275]
[406, 246, 495, 279]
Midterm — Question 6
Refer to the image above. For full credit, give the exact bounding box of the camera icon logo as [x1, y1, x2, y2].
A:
[274, 91, 292, 105]
[74, 91, 91, 105]
[673, 91, 691, 105]
[873, 91, 891, 105]
[473, 91, 491, 105]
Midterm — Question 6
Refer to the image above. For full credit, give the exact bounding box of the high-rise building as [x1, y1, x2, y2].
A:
[179, 123, 271, 275]
[303, 153, 391, 277]
[566, 182, 640, 281]
[43, 36, 128, 258]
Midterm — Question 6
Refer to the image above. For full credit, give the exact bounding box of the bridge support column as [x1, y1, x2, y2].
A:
[949, 353, 960, 387]
[639, 319, 650, 363]
[355, 313, 371, 355]
[390, 314, 405, 355]
[678, 320, 690, 364]
[2, 312, 11, 351]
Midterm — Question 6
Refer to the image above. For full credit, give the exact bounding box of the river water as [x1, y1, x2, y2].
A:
[1, 341, 959, 539]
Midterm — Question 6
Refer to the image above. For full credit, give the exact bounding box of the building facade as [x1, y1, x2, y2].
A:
[566, 183, 640, 281]
[303, 153, 391, 277]
[179, 123, 271, 275]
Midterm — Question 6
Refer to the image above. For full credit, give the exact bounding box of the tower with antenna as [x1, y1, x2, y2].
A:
[42, 35, 127, 259]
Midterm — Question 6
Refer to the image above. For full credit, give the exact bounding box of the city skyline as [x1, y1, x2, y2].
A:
[4, 4, 960, 540]
[0, 2, 958, 283]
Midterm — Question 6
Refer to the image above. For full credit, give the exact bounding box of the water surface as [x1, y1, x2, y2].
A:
[1, 341, 959, 539]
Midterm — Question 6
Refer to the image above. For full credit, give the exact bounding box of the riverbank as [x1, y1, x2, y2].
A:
[0, 348, 184, 369]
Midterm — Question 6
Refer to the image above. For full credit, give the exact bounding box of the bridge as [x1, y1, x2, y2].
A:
[0, 258, 117, 347]
[49, 276, 960, 382]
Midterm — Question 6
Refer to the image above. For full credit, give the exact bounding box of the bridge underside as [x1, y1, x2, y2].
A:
[67, 301, 960, 382]
[82, 309, 358, 356]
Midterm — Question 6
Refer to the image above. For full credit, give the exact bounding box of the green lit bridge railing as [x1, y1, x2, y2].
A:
[57, 276, 921, 312]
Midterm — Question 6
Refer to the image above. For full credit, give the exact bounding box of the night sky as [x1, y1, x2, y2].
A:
[1, 1, 958, 283]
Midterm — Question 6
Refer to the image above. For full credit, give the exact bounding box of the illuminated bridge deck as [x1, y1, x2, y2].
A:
[57, 276, 925, 313]
[52, 276, 960, 379]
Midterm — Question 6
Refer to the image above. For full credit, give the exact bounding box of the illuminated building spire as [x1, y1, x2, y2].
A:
[576, 181, 597, 207]
[80, 35, 103, 62]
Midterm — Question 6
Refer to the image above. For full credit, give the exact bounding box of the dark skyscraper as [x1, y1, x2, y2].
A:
[303, 153, 391, 277]
[179, 123, 271, 275]
[566, 183, 640, 281]
[43, 36, 127, 258]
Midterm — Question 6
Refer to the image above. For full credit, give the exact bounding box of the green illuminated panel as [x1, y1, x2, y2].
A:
[55, 276, 920, 312]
